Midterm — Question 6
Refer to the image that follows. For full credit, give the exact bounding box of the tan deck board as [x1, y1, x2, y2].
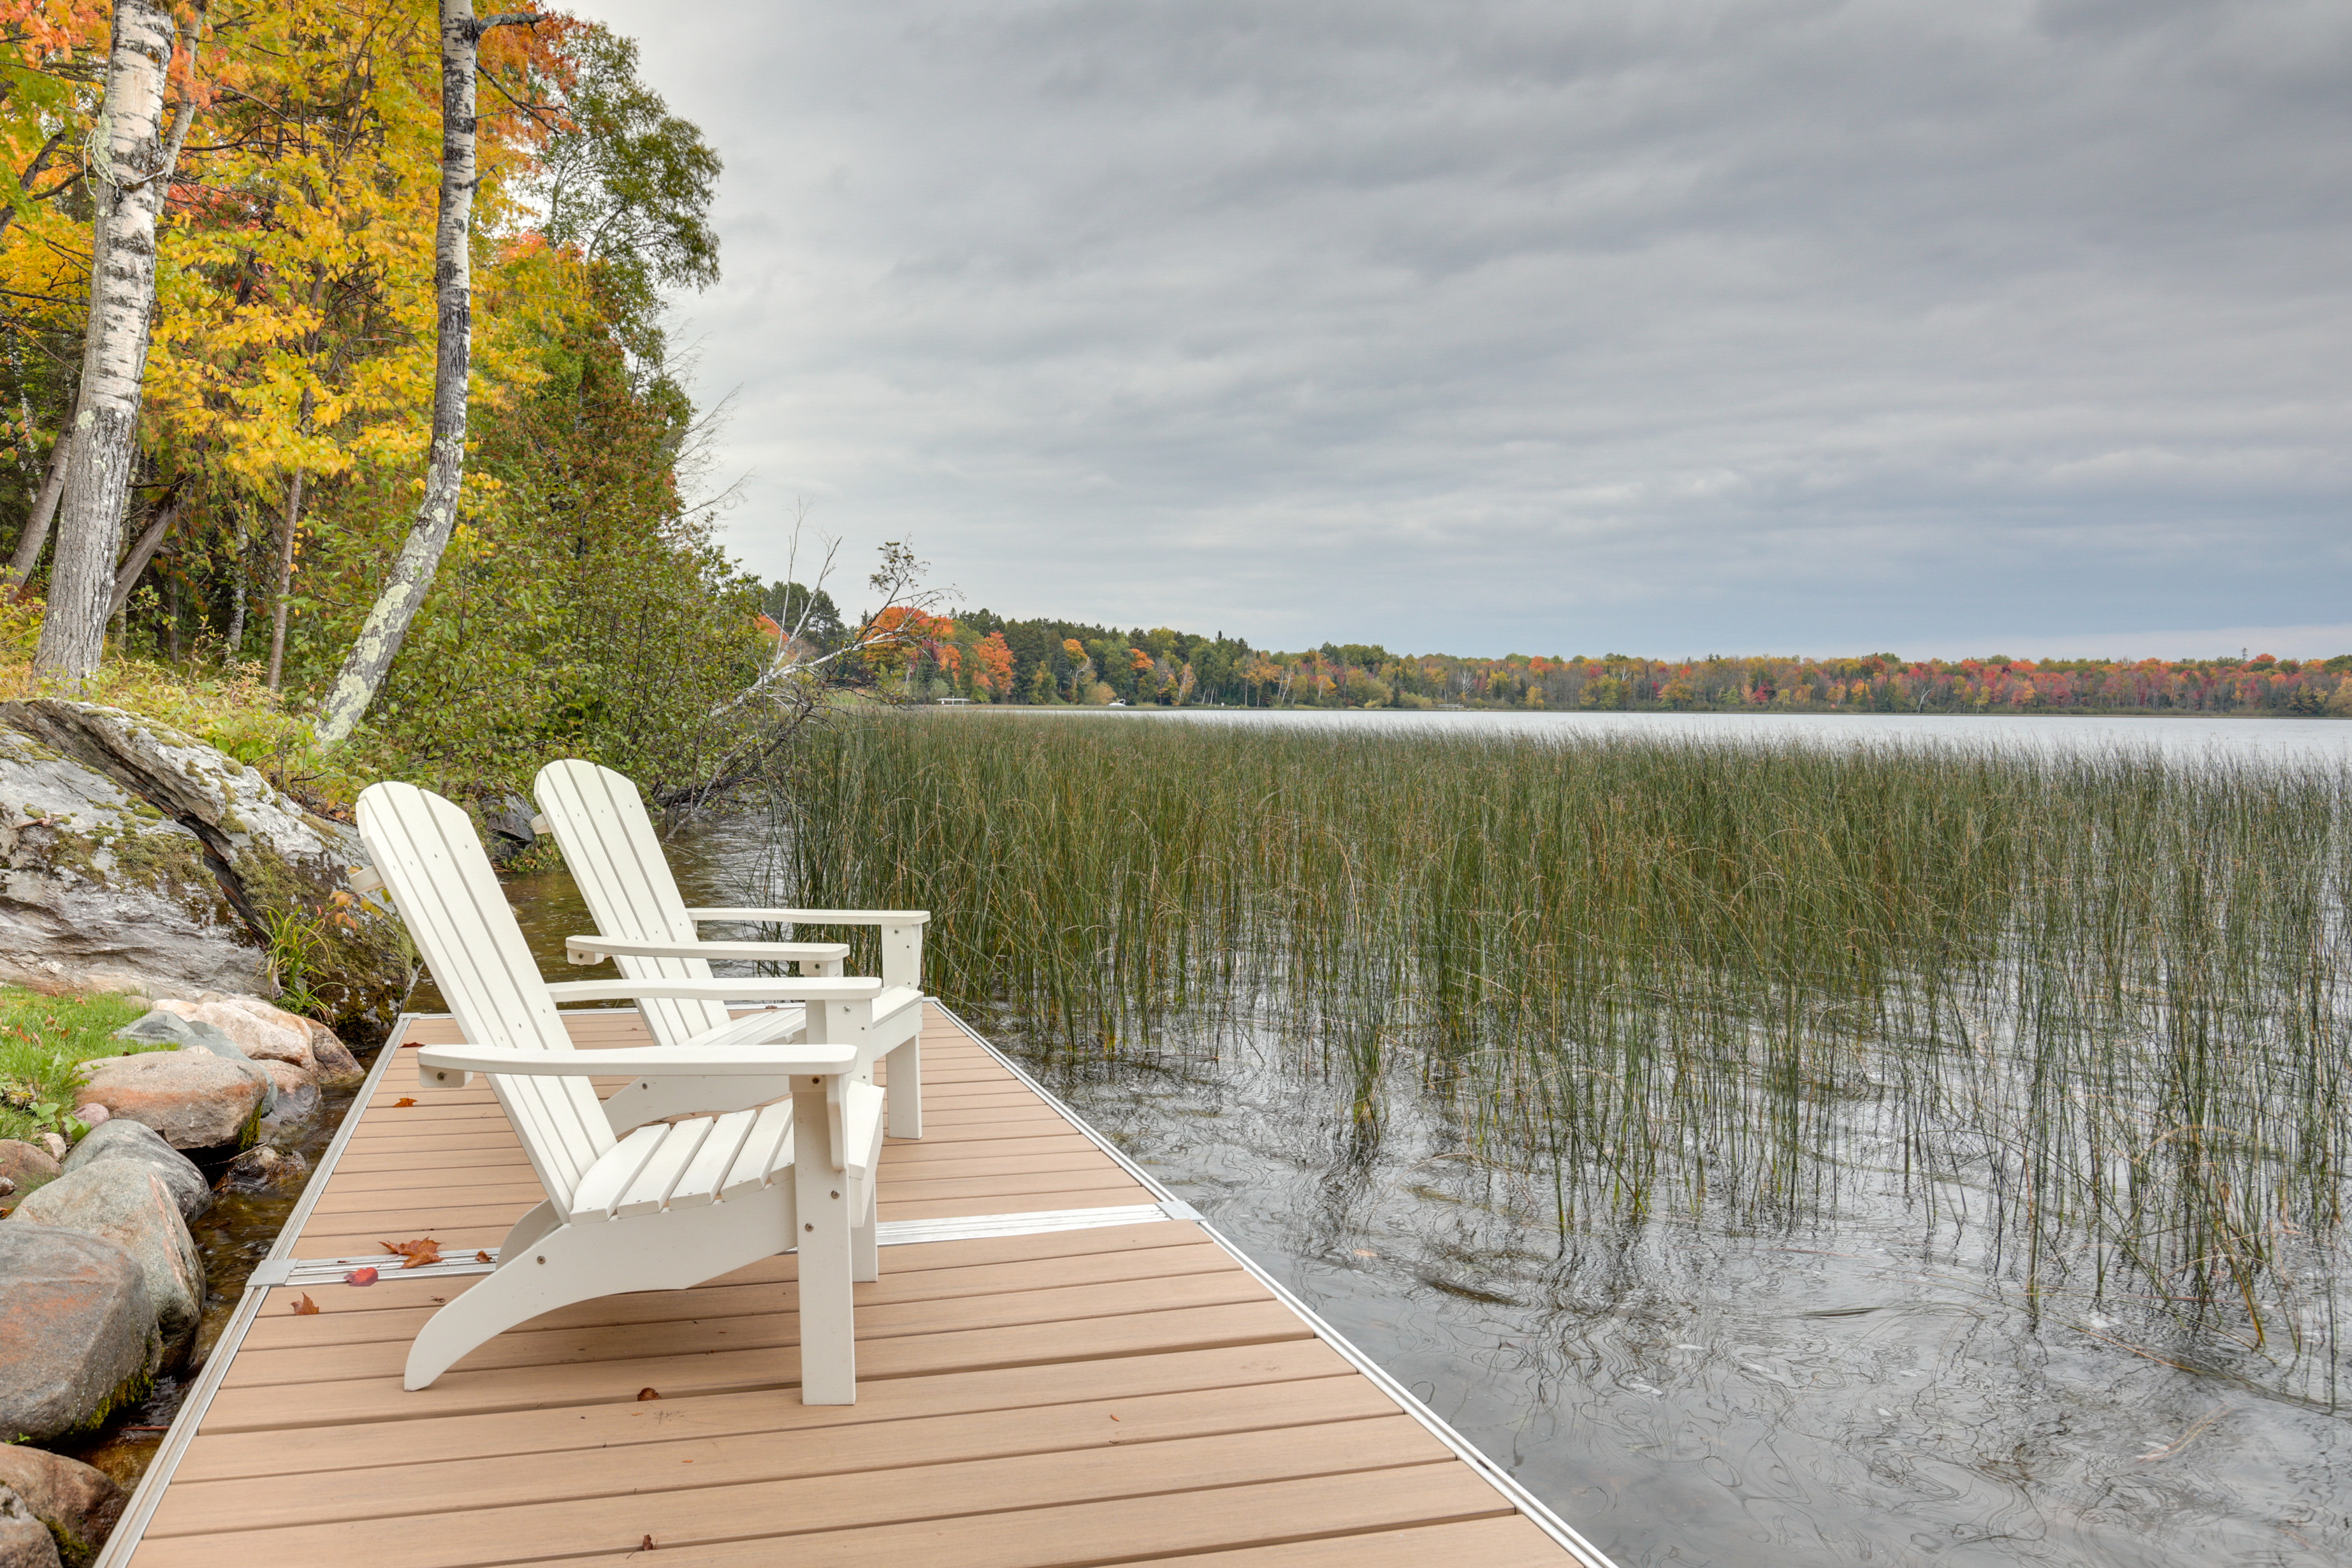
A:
[124, 1004, 1588, 1568]
[150, 1377, 1402, 1535]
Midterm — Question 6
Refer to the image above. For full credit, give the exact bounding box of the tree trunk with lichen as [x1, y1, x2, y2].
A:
[314, 2, 538, 748]
[33, 0, 191, 686]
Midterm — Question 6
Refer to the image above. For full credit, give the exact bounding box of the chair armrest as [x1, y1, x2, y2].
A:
[542, 977, 882, 1004]
[685, 909, 929, 989]
[563, 934, 850, 966]
[685, 907, 930, 926]
[417, 1042, 855, 1087]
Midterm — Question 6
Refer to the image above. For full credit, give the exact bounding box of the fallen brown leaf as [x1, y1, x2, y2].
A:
[381, 1237, 443, 1268]
[637, 1387, 661, 1401]
[475, 1250, 493, 1263]
[345, 1267, 379, 1287]
[290, 1293, 320, 1316]
[393, 1096, 416, 1107]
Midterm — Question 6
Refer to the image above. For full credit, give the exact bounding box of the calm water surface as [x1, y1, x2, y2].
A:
[459, 714, 2350, 1567]
[1035, 704, 2352, 763]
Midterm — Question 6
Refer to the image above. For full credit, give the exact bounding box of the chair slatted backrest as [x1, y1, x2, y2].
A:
[356, 781, 615, 1201]
[533, 760, 734, 1050]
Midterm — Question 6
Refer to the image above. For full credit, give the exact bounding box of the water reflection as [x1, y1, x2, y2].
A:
[1024, 1026, 2351, 1566]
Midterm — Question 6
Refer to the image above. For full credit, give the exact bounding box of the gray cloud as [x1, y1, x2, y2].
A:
[576, 0, 2352, 656]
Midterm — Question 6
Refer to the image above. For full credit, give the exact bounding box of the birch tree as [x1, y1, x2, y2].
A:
[31, 0, 194, 685]
[312, 0, 538, 748]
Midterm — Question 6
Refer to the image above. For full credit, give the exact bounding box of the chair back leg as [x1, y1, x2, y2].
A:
[885, 1034, 921, 1139]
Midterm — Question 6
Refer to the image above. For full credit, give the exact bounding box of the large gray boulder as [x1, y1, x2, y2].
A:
[0, 1225, 157, 1445]
[11, 1165, 205, 1357]
[0, 1448, 122, 1567]
[0, 1490, 61, 1568]
[112, 1006, 237, 1056]
[0, 701, 412, 1038]
[72, 1049, 265, 1151]
[59, 1117, 209, 1223]
[0, 729, 251, 998]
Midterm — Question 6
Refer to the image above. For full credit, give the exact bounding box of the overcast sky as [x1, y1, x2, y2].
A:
[569, 0, 2351, 660]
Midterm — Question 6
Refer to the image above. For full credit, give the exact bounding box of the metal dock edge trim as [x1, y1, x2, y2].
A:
[931, 1002, 1625, 1568]
[256, 1203, 1189, 1287]
[92, 1012, 419, 1568]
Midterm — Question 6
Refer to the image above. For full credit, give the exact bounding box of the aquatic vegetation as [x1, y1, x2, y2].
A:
[774, 713, 2352, 1400]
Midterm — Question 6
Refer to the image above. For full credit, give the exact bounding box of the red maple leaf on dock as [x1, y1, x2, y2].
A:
[381, 1237, 444, 1268]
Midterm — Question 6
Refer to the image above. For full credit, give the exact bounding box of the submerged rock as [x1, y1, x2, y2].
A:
[0, 700, 413, 1036]
[0, 1448, 122, 1568]
[220, 1143, 308, 1193]
[299, 1020, 363, 1086]
[0, 1488, 61, 1568]
[10, 1165, 205, 1358]
[0, 1225, 158, 1445]
[59, 1117, 209, 1223]
[254, 1059, 320, 1133]
[74, 1049, 265, 1151]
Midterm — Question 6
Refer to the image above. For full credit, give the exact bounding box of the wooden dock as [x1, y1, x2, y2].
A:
[98, 1005, 1614, 1568]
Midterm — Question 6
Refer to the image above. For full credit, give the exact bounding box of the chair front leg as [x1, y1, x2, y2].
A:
[790, 1070, 857, 1404]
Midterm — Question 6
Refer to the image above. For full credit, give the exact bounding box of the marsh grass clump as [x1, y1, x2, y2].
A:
[776, 713, 2352, 1397]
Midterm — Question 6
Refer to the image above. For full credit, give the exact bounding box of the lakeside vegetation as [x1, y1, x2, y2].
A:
[778, 711, 2352, 1401]
[880, 610, 2352, 716]
[0, 3, 824, 802]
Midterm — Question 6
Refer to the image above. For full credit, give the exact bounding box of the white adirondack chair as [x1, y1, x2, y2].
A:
[357, 780, 889, 1403]
[530, 758, 931, 1140]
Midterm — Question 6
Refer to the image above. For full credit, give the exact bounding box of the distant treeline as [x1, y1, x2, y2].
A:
[759, 589, 2352, 716]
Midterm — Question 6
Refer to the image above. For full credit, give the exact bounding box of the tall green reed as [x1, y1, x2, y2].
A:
[773, 714, 2351, 1395]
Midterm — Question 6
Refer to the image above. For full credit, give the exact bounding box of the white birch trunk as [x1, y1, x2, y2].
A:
[32, 0, 189, 684]
[314, 3, 538, 747]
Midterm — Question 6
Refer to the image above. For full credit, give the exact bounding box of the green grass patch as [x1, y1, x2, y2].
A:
[0, 988, 163, 1144]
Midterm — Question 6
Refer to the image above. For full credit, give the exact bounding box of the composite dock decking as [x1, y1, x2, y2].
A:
[103, 1005, 1611, 1568]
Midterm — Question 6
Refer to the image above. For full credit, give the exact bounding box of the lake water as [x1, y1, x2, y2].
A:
[456, 712, 2349, 1567]
[1021, 704, 2352, 764]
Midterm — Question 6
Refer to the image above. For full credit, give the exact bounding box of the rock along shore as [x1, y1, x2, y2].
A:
[0, 990, 370, 1567]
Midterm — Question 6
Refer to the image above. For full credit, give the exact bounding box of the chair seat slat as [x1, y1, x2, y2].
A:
[670, 1108, 762, 1209]
[722, 1101, 795, 1200]
[569, 1123, 667, 1221]
[618, 1120, 715, 1216]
